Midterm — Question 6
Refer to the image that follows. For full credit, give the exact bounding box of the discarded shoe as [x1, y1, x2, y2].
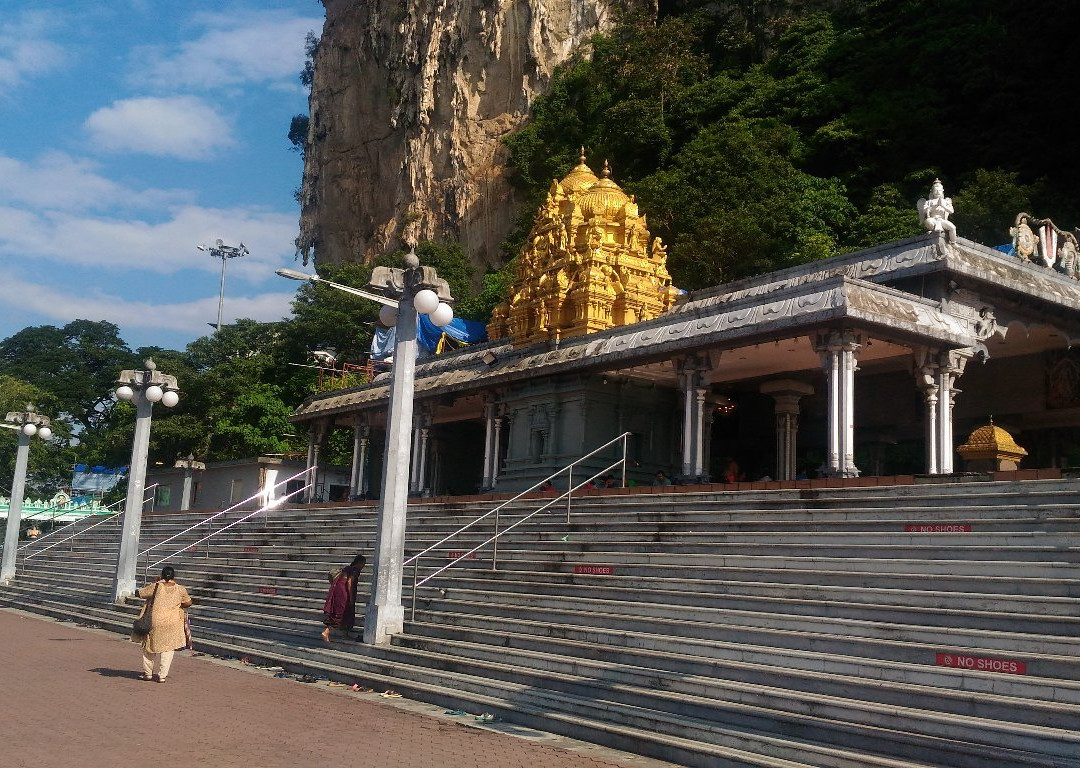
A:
[380, 690, 402, 698]
[475, 713, 497, 723]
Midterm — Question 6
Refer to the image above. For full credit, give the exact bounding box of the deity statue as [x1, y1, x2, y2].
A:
[917, 179, 957, 242]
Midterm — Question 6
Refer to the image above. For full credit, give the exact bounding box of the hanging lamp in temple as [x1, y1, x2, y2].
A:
[488, 149, 679, 346]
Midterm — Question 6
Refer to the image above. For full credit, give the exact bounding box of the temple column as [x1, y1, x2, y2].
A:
[418, 424, 431, 496]
[693, 386, 709, 479]
[492, 411, 505, 487]
[305, 420, 328, 502]
[408, 416, 422, 494]
[914, 347, 940, 474]
[481, 396, 496, 489]
[840, 335, 861, 476]
[349, 421, 370, 498]
[760, 380, 814, 481]
[936, 350, 970, 474]
[814, 331, 862, 477]
[679, 363, 695, 479]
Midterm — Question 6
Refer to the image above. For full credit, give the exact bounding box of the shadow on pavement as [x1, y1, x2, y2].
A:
[90, 667, 142, 680]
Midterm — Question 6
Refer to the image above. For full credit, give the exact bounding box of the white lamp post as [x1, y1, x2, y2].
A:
[277, 249, 454, 644]
[112, 358, 180, 601]
[197, 239, 249, 331]
[174, 454, 205, 511]
[0, 404, 52, 583]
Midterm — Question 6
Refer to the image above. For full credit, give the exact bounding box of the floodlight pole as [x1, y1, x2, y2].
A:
[199, 240, 249, 331]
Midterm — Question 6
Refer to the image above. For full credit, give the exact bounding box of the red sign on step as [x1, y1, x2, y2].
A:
[935, 653, 1027, 675]
[905, 524, 972, 533]
[447, 551, 477, 560]
[573, 565, 614, 575]
[243, 546, 259, 553]
[258, 586, 278, 595]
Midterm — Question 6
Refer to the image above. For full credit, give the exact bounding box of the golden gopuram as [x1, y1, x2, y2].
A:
[488, 150, 680, 346]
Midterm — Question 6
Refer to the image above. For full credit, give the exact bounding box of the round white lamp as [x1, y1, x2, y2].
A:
[116, 385, 134, 401]
[144, 385, 163, 403]
[161, 390, 180, 408]
[21, 423, 37, 437]
[429, 302, 454, 327]
[378, 305, 398, 327]
[413, 288, 440, 315]
[37, 426, 52, 441]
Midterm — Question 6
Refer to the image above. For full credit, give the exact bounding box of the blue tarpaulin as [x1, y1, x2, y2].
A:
[71, 464, 128, 493]
[994, 243, 1015, 257]
[370, 314, 488, 360]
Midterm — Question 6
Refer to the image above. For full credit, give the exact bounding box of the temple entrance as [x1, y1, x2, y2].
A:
[431, 421, 485, 495]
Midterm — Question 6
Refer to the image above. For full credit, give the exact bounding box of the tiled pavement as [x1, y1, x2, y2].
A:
[0, 609, 673, 768]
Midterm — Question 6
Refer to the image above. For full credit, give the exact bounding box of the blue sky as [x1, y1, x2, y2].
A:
[0, 1, 324, 351]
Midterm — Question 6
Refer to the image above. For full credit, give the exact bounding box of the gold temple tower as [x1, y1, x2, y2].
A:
[488, 151, 679, 346]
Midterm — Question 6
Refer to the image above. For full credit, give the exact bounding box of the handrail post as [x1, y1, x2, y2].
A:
[621, 433, 628, 488]
[566, 466, 572, 525]
[411, 558, 419, 621]
[492, 507, 499, 571]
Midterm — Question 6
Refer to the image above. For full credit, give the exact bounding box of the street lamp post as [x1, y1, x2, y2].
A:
[112, 358, 180, 601]
[277, 250, 454, 644]
[197, 239, 249, 331]
[0, 404, 52, 583]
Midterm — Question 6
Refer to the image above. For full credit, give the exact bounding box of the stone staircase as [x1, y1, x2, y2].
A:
[3, 480, 1080, 767]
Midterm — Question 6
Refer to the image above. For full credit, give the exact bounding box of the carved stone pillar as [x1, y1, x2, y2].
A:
[760, 380, 814, 481]
[408, 416, 423, 494]
[350, 421, 370, 498]
[418, 424, 431, 496]
[492, 411, 505, 486]
[813, 331, 862, 477]
[914, 347, 940, 474]
[305, 420, 328, 502]
[481, 396, 496, 489]
[677, 354, 717, 482]
[937, 350, 970, 473]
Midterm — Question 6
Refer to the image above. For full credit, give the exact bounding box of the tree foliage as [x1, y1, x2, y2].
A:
[502, 0, 1080, 288]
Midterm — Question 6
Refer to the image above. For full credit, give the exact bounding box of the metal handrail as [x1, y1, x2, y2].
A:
[18, 497, 125, 553]
[144, 480, 315, 576]
[22, 499, 129, 560]
[407, 432, 631, 619]
[138, 466, 315, 574]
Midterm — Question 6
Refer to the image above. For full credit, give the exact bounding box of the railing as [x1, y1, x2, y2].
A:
[139, 466, 315, 579]
[21, 498, 130, 560]
[406, 432, 631, 620]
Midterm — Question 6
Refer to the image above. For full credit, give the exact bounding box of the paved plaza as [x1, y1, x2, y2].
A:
[0, 609, 670, 768]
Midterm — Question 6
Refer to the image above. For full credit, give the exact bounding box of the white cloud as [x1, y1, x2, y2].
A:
[130, 11, 321, 91]
[0, 273, 295, 337]
[0, 152, 191, 212]
[0, 11, 67, 94]
[84, 96, 235, 160]
[0, 202, 300, 281]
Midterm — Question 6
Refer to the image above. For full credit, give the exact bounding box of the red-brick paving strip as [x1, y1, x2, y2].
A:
[0, 610, 671, 768]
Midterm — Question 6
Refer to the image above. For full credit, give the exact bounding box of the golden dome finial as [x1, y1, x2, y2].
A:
[602, 159, 612, 179]
[579, 146, 587, 165]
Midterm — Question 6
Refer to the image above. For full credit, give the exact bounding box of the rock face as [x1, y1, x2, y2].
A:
[296, 0, 627, 270]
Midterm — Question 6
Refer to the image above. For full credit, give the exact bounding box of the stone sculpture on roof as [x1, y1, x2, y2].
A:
[917, 179, 957, 242]
[1011, 212, 1080, 279]
[488, 149, 679, 346]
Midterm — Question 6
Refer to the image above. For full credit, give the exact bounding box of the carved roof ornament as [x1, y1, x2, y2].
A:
[917, 179, 957, 243]
[1010, 212, 1080, 279]
[488, 150, 679, 346]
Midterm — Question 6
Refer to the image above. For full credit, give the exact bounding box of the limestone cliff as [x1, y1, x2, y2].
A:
[296, 0, 630, 270]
